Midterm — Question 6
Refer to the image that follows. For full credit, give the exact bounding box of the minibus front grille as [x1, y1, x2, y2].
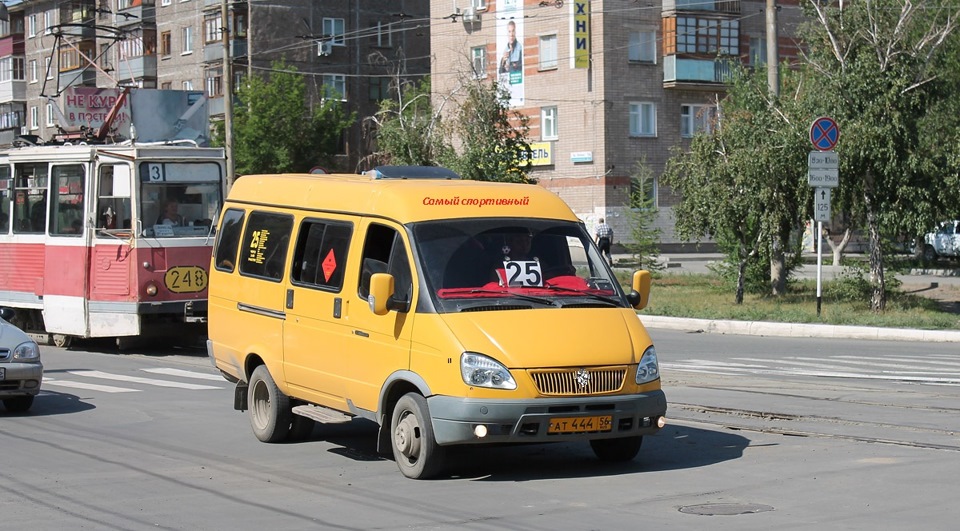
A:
[529, 366, 627, 396]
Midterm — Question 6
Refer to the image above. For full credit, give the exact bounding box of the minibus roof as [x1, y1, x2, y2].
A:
[227, 172, 580, 224]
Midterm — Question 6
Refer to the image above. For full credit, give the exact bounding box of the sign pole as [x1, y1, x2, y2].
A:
[816, 221, 823, 317]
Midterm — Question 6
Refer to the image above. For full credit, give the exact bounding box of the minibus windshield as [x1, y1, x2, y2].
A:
[413, 218, 627, 312]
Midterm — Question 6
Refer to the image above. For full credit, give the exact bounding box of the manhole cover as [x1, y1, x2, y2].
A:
[679, 503, 774, 516]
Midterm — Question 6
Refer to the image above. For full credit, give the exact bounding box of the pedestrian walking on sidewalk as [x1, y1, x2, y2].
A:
[595, 218, 613, 266]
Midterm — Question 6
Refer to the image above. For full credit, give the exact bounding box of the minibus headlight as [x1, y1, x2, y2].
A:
[636, 346, 660, 384]
[13, 341, 40, 361]
[461, 352, 517, 390]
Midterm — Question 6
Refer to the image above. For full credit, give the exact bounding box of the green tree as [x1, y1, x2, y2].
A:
[662, 67, 809, 303]
[365, 77, 452, 167]
[624, 159, 663, 271]
[442, 79, 532, 183]
[799, 0, 960, 310]
[214, 60, 354, 175]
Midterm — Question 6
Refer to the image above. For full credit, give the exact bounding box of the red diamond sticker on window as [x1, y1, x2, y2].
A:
[322, 249, 337, 282]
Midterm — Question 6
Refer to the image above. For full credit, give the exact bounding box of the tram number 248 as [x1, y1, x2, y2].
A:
[163, 266, 209, 294]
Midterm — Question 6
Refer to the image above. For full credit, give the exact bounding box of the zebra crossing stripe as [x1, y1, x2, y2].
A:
[68, 370, 223, 390]
[43, 378, 139, 393]
[142, 368, 225, 381]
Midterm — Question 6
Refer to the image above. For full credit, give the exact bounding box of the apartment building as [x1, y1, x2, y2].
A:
[430, 0, 804, 245]
[0, 0, 430, 169]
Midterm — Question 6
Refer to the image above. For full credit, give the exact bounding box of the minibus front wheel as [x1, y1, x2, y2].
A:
[391, 393, 446, 479]
[248, 365, 292, 443]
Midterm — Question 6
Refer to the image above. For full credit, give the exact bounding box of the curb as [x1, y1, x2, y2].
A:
[639, 314, 960, 343]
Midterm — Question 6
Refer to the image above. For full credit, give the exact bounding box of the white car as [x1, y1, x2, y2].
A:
[0, 308, 43, 413]
[923, 220, 960, 262]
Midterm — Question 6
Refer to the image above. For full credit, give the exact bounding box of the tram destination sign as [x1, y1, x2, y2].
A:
[808, 151, 839, 188]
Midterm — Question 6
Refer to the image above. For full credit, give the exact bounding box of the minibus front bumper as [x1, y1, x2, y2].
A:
[427, 390, 667, 446]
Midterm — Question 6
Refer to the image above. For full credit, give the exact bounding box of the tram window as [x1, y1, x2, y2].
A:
[0, 167, 10, 234]
[139, 161, 223, 238]
[97, 165, 132, 232]
[51, 164, 85, 236]
[13, 163, 48, 234]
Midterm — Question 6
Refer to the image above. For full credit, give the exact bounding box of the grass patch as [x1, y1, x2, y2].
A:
[633, 272, 960, 330]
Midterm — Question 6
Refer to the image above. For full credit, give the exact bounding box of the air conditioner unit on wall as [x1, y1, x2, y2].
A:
[462, 7, 478, 23]
[318, 41, 333, 57]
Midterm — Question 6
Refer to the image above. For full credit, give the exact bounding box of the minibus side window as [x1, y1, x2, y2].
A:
[291, 219, 352, 291]
[358, 224, 412, 307]
[238, 211, 293, 281]
[214, 208, 245, 272]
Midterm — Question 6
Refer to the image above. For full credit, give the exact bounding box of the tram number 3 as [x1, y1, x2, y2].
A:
[164, 266, 209, 293]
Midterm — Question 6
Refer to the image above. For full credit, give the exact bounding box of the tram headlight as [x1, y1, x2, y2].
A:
[145, 283, 159, 296]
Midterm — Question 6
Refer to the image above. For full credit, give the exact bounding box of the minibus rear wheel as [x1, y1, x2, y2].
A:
[248, 365, 292, 443]
[391, 393, 445, 479]
[589, 436, 643, 462]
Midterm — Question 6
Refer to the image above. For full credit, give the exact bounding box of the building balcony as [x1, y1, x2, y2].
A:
[662, 0, 740, 15]
[662, 56, 735, 88]
[116, 4, 157, 27]
[203, 39, 247, 63]
[207, 95, 224, 116]
[59, 68, 97, 89]
[203, 0, 247, 9]
[0, 80, 26, 103]
[0, 33, 26, 57]
[114, 55, 157, 80]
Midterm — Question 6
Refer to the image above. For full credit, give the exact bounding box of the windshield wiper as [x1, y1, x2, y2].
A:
[542, 285, 620, 306]
[443, 288, 556, 306]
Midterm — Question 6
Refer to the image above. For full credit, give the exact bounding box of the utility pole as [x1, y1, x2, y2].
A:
[221, 0, 235, 185]
[765, 0, 779, 97]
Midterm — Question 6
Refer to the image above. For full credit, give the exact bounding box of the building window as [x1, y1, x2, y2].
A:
[205, 66, 222, 97]
[0, 57, 25, 82]
[471, 46, 486, 78]
[161, 82, 172, 90]
[161, 31, 171, 56]
[629, 31, 656, 63]
[181, 27, 193, 54]
[182, 80, 193, 91]
[45, 102, 54, 127]
[322, 74, 346, 101]
[204, 13, 222, 45]
[372, 21, 392, 48]
[28, 15, 37, 38]
[161, 0, 171, 5]
[29, 60, 37, 83]
[472, 0, 487, 9]
[30, 106, 38, 130]
[681, 103, 715, 137]
[539, 34, 557, 70]
[541, 106, 558, 140]
[674, 17, 739, 56]
[323, 18, 345, 46]
[119, 29, 157, 60]
[629, 102, 656, 137]
[44, 10, 55, 35]
[368, 77, 390, 101]
[59, 44, 95, 72]
[749, 37, 766, 66]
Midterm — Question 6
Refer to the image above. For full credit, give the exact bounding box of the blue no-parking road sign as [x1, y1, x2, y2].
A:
[810, 116, 840, 151]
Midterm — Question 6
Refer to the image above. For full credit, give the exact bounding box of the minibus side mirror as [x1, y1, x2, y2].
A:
[369, 273, 395, 315]
[628, 270, 651, 310]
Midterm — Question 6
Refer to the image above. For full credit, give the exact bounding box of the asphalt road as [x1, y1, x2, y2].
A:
[4, 334, 960, 530]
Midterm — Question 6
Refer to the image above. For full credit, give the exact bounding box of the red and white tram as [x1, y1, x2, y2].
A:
[0, 142, 226, 348]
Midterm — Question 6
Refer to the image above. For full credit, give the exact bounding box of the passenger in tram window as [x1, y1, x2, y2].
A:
[102, 206, 117, 229]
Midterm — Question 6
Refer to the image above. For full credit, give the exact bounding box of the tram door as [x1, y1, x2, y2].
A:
[88, 162, 137, 337]
[43, 162, 91, 337]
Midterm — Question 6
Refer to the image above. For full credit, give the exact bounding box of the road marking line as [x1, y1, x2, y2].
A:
[43, 378, 139, 393]
[142, 368, 225, 381]
[68, 370, 223, 390]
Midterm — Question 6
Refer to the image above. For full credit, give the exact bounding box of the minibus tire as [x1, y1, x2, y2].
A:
[391, 393, 445, 479]
[3, 395, 35, 413]
[589, 436, 643, 462]
[248, 365, 292, 443]
[288, 414, 315, 441]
